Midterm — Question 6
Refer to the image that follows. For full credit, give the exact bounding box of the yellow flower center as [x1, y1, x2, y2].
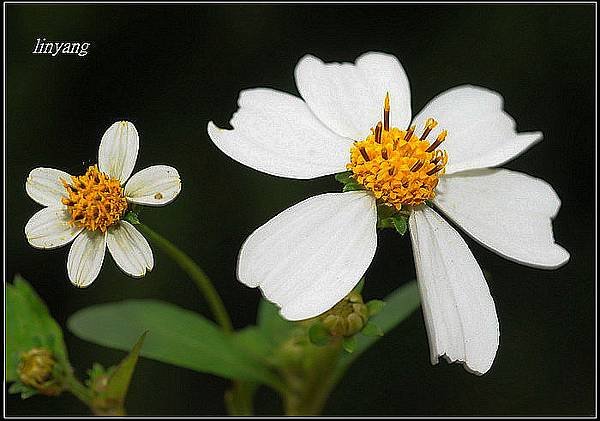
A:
[347, 93, 448, 210]
[61, 165, 128, 232]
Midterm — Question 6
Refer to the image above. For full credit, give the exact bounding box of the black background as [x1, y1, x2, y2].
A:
[5, 3, 595, 416]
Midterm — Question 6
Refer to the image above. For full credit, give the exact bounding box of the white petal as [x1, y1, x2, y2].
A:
[237, 191, 377, 320]
[98, 121, 139, 183]
[107, 221, 154, 277]
[295, 52, 411, 140]
[124, 165, 181, 206]
[433, 169, 570, 269]
[26, 167, 72, 207]
[412, 85, 542, 174]
[67, 230, 107, 288]
[409, 207, 499, 375]
[25, 207, 83, 249]
[207, 88, 352, 179]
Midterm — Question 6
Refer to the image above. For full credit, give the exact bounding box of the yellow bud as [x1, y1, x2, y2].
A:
[18, 348, 62, 396]
[319, 290, 369, 337]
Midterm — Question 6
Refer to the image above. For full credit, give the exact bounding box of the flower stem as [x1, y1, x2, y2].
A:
[63, 374, 92, 406]
[136, 223, 233, 333]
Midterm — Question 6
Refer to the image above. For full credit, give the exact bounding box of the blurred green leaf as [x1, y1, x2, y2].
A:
[256, 299, 296, 347]
[6, 275, 68, 382]
[68, 300, 284, 390]
[334, 281, 420, 378]
[233, 326, 275, 363]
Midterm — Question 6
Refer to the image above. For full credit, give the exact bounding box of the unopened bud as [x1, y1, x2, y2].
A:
[18, 348, 62, 396]
[321, 291, 369, 337]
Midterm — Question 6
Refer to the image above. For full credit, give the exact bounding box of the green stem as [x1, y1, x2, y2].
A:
[283, 339, 343, 415]
[64, 374, 92, 406]
[136, 223, 233, 333]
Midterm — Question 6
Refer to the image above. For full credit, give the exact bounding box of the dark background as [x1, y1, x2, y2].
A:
[5, 4, 595, 416]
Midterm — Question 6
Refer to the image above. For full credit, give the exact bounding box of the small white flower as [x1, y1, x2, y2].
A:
[25, 121, 182, 288]
[207, 52, 569, 375]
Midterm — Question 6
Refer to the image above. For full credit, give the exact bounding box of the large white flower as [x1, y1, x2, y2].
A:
[207, 52, 569, 375]
[25, 121, 182, 287]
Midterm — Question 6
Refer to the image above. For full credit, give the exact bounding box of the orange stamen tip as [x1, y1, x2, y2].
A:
[425, 118, 438, 129]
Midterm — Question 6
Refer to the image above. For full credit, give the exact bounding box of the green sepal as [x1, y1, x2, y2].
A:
[334, 171, 354, 184]
[366, 299, 386, 317]
[377, 204, 396, 219]
[391, 215, 408, 235]
[335, 171, 365, 192]
[123, 211, 140, 225]
[342, 182, 365, 192]
[361, 322, 384, 337]
[86, 362, 113, 388]
[342, 336, 357, 353]
[308, 322, 331, 347]
[8, 381, 39, 399]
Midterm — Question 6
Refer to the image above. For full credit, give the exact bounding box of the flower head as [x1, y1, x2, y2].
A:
[25, 121, 182, 287]
[208, 52, 569, 375]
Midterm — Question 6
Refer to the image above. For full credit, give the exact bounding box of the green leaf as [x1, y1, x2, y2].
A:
[391, 215, 408, 235]
[101, 332, 146, 407]
[308, 323, 331, 347]
[361, 322, 384, 337]
[68, 300, 284, 391]
[366, 299, 386, 317]
[335, 281, 421, 378]
[6, 275, 68, 382]
[342, 336, 357, 353]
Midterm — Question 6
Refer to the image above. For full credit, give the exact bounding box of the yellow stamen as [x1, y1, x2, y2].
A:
[383, 92, 390, 131]
[420, 118, 438, 140]
[61, 165, 128, 232]
[374, 121, 383, 143]
[346, 95, 448, 209]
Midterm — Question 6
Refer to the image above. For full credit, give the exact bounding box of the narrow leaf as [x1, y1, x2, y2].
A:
[102, 332, 147, 405]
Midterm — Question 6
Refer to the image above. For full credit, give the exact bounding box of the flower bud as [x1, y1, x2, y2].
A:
[17, 348, 62, 396]
[320, 291, 369, 337]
